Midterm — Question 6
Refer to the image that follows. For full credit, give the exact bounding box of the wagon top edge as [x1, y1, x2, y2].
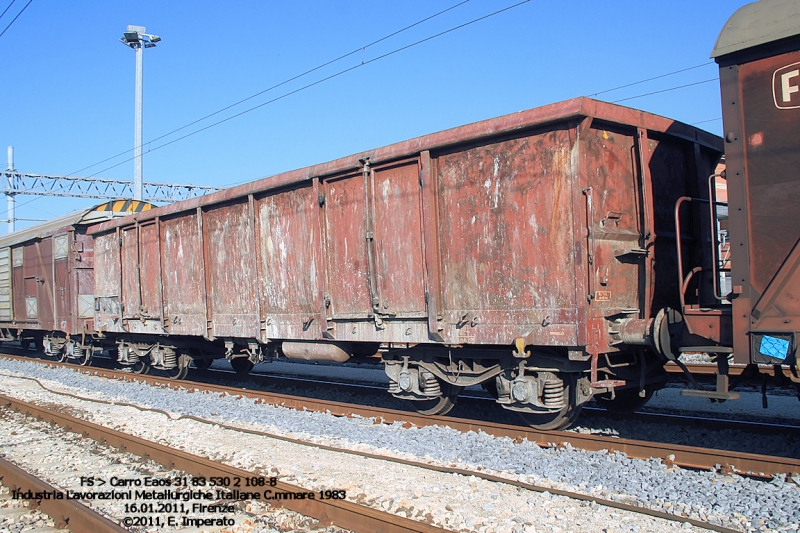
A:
[87, 96, 723, 235]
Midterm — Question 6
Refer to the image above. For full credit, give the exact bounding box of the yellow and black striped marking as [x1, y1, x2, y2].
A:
[94, 200, 153, 213]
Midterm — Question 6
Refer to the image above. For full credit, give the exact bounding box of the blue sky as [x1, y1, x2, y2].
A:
[0, 0, 750, 231]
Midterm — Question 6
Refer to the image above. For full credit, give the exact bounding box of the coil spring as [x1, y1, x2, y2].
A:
[542, 379, 566, 409]
[420, 371, 441, 396]
[162, 348, 177, 368]
[117, 345, 139, 364]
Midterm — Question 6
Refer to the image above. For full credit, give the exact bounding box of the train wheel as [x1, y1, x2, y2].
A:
[230, 358, 254, 375]
[192, 358, 213, 371]
[409, 383, 462, 416]
[131, 360, 150, 375]
[594, 387, 655, 414]
[516, 404, 582, 431]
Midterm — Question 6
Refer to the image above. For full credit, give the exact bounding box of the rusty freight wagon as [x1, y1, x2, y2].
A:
[88, 97, 723, 428]
[0, 202, 152, 363]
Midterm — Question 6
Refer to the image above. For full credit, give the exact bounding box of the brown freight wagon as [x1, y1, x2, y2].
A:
[0, 202, 152, 362]
[89, 97, 723, 428]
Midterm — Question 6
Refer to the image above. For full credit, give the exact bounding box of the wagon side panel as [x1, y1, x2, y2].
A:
[73, 232, 96, 334]
[202, 201, 259, 339]
[371, 161, 427, 316]
[255, 185, 323, 340]
[94, 232, 123, 332]
[160, 213, 206, 336]
[435, 127, 579, 345]
[322, 173, 372, 319]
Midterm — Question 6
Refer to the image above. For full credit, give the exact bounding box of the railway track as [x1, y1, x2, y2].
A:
[0, 369, 748, 533]
[0, 455, 122, 533]
[1, 353, 796, 479]
[0, 393, 449, 533]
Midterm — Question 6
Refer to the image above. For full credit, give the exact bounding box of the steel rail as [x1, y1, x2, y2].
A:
[0, 394, 448, 533]
[1, 354, 797, 479]
[0, 455, 127, 532]
[0, 381, 744, 533]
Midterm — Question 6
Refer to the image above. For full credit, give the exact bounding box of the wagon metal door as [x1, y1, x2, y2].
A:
[323, 160, 427, 322]
[53, 234, 71, 330]
[120, 226, 141, 318]
[0, 247, 11, 321]
[255, 185, 323, 340]
[138, 222, 161, 320]
[370, 161, 426, 316]
[323, 172, 372, 318]
[582, 126, 647, 318]
[201, 201, 259, 339]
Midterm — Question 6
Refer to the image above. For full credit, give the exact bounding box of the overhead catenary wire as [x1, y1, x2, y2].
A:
[0, 0, 17, 21]
[589, 61, 715, 97]
[0, 0, 32, 40]
[612, 78, 719, 103]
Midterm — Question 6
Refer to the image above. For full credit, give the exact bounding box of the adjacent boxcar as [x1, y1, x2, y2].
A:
[0, 201, 152, 363]
[712, 0, 800, 369]
[88, 97, 722, 427]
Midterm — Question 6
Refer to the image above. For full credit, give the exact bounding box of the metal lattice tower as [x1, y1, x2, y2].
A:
[3, 147, 223, 233]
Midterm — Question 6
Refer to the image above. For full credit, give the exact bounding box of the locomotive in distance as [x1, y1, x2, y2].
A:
[0, 0, 797, 429]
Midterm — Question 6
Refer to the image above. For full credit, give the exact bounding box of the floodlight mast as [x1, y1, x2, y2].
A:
[120, 25, 160, 201]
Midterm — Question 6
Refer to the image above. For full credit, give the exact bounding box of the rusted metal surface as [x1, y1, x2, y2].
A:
[0, 454, 128, 532]
[255, 185, 323, 341]
[88, 98, 722, 356]
[0, 205, 153, 339]
[161, 213, 205, 336]
[0, 393, 448, 533]
[716, 34, 800, 365]
[8, 356, 795, 478]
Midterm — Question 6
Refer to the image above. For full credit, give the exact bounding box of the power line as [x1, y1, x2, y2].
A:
[0, 0, 17, 20]
[84, 0, 532, 178]
[692, 117, 722, 125]
[66, 0, 473, 178]
[0, 0, 32, 40]
[590, 61, 715, 97]
[611, 78, 719, 103]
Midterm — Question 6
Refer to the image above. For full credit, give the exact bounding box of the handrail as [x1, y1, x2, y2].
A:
[674, 196, 710, 311]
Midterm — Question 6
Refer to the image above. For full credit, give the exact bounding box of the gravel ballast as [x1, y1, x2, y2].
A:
[0, 358, 797, 532]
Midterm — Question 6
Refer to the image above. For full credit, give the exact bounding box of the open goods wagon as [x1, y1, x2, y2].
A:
[87, 97, 723, 428]
[0, 201, 152, 361]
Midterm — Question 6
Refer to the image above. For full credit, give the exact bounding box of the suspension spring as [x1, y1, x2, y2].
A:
[162, 348, 177, 369]
[420, 371, 441, 397]
[542, 379, 566, 408]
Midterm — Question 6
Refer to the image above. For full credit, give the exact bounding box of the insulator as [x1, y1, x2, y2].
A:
[542, 379, 566, 409]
